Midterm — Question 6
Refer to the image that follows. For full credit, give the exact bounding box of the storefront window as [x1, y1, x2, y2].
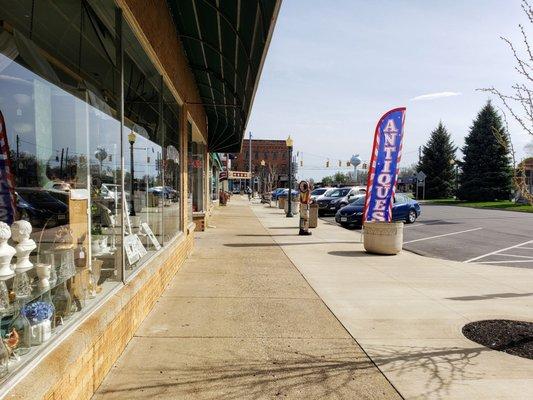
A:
[0, 0, 185, 384]
[162, 88, 181, 241]
[122, 22, 164, 275]
[0, 0, 121, 381]
[187, 122, 193, 222]
[192, 143, 205, 213]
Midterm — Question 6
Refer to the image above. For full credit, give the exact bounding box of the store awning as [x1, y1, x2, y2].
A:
[167, 0, 281, 153]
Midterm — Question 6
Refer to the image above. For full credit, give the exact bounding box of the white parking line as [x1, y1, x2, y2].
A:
[477, 259, 533, 264]
[403, 227, 483, 244]
[517, 246, 533, 250]
[465, 239, 533, 263]
[498, 253, 533, 259]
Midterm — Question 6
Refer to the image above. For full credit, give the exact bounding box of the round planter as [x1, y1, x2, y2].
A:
[363, 221, 403, 255]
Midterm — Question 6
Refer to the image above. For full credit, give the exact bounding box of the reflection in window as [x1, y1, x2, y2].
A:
[0, 0, 122, 381]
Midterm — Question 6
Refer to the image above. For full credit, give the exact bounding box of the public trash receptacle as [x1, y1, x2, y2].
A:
[309, 203, 318, 228]
[284, 198, 299, 216]
[278, 196, 285, 209]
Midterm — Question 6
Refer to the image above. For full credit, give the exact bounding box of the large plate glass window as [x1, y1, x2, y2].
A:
[0, 0, 121, 382]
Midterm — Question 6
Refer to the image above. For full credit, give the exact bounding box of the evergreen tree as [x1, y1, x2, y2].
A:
[458, 101, 513, 201]
[417, 122, 457, 199]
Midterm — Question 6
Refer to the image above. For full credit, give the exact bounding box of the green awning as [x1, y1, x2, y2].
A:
[167, 0, 281, 153]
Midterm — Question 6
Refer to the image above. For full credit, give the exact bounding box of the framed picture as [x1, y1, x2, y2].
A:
[141, 222, 161, 250]
[124, 234, 140, 265]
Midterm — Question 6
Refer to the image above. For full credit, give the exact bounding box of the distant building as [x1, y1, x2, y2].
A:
[232, 139, 291, 190]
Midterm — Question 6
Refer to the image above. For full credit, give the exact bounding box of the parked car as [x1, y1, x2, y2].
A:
[148, 186, 178, 200]
[310, 187, 331, 202]
[271, 188, 286, 200]
[277, 189, 299, 199]
[316, 187, 362, 215]
[16, 188, 69, 228]
[335, 193, 421, 228]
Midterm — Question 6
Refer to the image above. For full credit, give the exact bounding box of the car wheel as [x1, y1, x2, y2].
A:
[318, 210, 324, 217]
[406, 209, 417, 224]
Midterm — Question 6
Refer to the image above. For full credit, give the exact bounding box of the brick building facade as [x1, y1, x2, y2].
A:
[232, 139, 291, 190]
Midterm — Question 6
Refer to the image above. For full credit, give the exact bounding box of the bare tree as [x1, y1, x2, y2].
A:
[480, 0, 533, 205]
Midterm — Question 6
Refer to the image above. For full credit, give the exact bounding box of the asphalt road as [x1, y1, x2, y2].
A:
[320, 204, 533, 269]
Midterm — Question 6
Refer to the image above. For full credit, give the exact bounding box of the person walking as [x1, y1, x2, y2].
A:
[246, 186, 252, 201]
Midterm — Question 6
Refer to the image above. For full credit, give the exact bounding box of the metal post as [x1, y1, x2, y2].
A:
[115, 6, 125, 283]
[130, 142, 136, 216]
[286, 145, 293, 217]
[248, 132, 252, 195]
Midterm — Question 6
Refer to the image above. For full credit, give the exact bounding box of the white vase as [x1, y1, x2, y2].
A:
[29, 319, 52, 345]
[35, 263, 51, 289]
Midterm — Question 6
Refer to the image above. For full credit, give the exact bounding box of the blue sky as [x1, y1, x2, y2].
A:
[246, 0, 533, 181]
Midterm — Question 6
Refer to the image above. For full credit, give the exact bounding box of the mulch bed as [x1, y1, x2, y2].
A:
[462, 320, 533, 360]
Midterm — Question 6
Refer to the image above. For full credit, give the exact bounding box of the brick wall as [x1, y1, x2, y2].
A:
[6, 234, 194, 400]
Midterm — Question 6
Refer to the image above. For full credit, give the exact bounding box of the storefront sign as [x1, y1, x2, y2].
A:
[0, 111, 16, 224]
[364, 107, 406, 222]
[219, 171, 228, 181]
[228, 171, 251, 179]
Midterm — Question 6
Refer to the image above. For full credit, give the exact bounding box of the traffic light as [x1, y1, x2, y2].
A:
[300, 160, 303, 167]
[326, 159, 330, 168]
[346, 161, 350, 167]
[338, 160, 341, 167]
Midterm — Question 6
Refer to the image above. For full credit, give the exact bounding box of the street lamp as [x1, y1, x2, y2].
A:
[128, 131, 136, 216]
[286, 136, 294, 217]
[260, 159, 265, 194]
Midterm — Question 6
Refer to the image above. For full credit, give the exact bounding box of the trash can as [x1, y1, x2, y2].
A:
[278, 196, 285, 209]
[309, 203, 318, 228]
[283, 198, 299, 216]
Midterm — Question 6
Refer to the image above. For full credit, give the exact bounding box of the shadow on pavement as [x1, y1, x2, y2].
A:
[224, 241, 356, 248]
[446, 292, 533, 301]
[327, 250, 379, 258]
[368, 344, 488, 399]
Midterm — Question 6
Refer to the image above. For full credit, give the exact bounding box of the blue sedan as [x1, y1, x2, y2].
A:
[335, 193, 421, 228]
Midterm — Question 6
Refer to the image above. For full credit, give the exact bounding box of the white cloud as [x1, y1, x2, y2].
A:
[410, 91, 462, 101]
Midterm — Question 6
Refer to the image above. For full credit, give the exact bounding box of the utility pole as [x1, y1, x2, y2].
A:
[248, 132, 252, 195]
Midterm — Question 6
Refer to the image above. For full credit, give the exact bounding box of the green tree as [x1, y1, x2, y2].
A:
[458, 101, 513, 201]
[417, 122, 457, 199]
[322, 176, 333, 186]
[333, 172, 348, 184]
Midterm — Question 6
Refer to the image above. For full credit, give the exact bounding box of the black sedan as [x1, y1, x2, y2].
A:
[316, 187, 355, 216]
[335, 193, 421, 228]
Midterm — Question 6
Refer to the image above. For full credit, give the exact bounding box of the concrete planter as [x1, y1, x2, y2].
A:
[309, 204, 318, 228]
[363, 221, 403, 255]
[278, 197, 285, 209]
[283, 200, 300, 216]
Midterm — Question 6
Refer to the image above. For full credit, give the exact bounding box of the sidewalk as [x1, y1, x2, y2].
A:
[252, 202, 533, 399]
[93, 197, 401, 399]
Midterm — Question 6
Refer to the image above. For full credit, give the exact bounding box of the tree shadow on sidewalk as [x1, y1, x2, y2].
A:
[97, 341, 491, 400]
[365, 343, 488, 399]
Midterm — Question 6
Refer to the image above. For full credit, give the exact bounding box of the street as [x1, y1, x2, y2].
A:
[321, 204, 533, 268]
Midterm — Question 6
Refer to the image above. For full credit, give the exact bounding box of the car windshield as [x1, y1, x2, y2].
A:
[352, 196, 366, 205]
[311, 188, 327, 195]
[329, 188, 351, 198]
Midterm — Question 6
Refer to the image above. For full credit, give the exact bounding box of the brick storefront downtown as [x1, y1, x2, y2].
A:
[232, 139, 291, 191]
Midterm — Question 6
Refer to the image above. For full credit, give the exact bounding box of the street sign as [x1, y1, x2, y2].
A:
[416, 171, 427, 181]
[219, 171, 228, 181]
